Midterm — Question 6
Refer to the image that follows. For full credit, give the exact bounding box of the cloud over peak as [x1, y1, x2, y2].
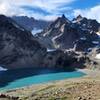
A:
[0, 0, 100, 22]
[0, 0, 76, 20]
[74, 5, 100, 23]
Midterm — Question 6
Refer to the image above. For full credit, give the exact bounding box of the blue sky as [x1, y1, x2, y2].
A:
[70, 0, 100, 9]
[0, 0, 100, 22]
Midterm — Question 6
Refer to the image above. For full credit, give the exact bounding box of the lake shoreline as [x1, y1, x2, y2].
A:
[1, 68, 100, 100]
[0, 69, 85, 92]
[0, 68, 97, 93]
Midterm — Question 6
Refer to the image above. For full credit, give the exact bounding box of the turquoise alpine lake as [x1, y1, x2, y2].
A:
[0, 68, 85, 91]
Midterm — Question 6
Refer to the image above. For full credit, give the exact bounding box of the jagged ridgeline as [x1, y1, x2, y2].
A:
[12, 16, 51, 31]
[36, 14, 100, 51]
[0, 14, 99, 70]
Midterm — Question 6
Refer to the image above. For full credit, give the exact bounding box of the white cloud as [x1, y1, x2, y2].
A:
[0, 0, 75, 20]
[74, 5, 100, 23]
[0, 1, 12, 15]
[0, 1, 24, 16]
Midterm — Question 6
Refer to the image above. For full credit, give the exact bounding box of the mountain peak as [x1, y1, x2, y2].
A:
[76, 15, 83, 19]
[58, 14, 70, 23]
[0, 15, 8, 22]
[62, 14, 66, 19]
[72, 15, 83, 23]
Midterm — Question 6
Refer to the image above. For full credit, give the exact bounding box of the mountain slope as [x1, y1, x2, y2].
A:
[0, 15, 84, 70]
[36, 15, 100, 51]
[0, 15, 46, 69]
[12, 16, 51, 31]
[0, 14, 99, 70]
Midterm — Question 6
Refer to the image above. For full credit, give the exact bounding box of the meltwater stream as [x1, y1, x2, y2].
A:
[0, 68, 85, 91]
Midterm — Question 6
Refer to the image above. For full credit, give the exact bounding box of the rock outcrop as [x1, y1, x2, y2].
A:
[0, 15, 86, 70]
[0, 14, 99, 70]
[85, 47, 100, 69]
[36, 15, 100, 52]
[0, 15, 46, 69]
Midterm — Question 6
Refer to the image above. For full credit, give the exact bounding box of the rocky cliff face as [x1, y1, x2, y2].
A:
[0, 15, 47, 69]
[0, 14, 99, 70]
[0, 15, 84, 70]
[85, 47, 100, 69]
[72, 15, 100, 33]
[36, 15, 100, 51]
[43, 50, 87, 70]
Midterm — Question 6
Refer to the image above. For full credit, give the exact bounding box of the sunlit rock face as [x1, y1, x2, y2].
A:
[0, 14, 99, 70]
[0, 15, 81, 70]
[36, 14, 100, 51]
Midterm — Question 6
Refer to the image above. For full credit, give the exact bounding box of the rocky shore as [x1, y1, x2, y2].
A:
[0, 69, 100, 100]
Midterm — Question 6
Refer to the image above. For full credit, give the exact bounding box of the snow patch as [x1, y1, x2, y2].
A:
[47, 48, 56, 52]
[12, 22, 25, 31]
[82, 24, 86, 26]
[80, 37, 86, 40]
[95, 54, 100, 59]
[92, 41, 99, 44]
[55, 21, 61, 28]
[88, 48, 92, 51]
[72, 17, 83, 23]
[96, 32, 100, 37]
[32, 28, 43, 35]
[0, 66, 7, 71]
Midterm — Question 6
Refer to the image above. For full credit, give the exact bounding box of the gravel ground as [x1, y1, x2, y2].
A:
[1, 69, 100, 100]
